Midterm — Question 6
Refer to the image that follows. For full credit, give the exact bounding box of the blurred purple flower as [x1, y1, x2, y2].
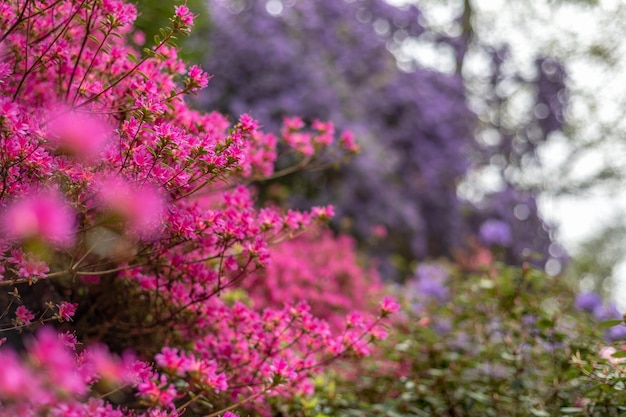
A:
[574, 292, 603, 314]
[476, 363, 511, 379]
[433, 318, 452, 335]
[593, 303, 621, 321]
[479, 219, 512, 247]
[409, 264, 449, 302]
[605, 325, 626, 342]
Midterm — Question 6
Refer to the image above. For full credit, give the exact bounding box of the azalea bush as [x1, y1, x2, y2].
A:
[0, 1, 398, 416]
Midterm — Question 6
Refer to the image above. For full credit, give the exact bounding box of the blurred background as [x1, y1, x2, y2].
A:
[133, 0, 626, 307]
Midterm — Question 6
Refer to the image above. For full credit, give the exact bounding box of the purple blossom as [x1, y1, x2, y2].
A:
[574, 292, 603, 314]
[593, 303, 621, 321]
[606, 325, 626, 342]
[479, 219, 512, 247]
[409, 264, 449, 302]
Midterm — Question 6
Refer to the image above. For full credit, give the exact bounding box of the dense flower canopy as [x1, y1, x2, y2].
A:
[0, 0, 395, 415]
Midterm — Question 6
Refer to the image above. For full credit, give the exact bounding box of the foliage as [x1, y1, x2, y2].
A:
[277, 260, 622, 417]
[133, 0, 209, 63]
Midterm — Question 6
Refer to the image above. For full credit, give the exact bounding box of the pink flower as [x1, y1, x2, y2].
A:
[311, 205, 335, 221]
[269, 357, 297, 381]
[283, 116, 304, 130]
[15, 305, 35, 326]
[187, 65, 211, 91]
[600, 346, 626, 365]
[56, 302, 78, 322]
[47, 111, 112, 161]
[132, 30, 146, 46]
[155, 347, 189, 376]
[239, 113, 259, 132]
[27, 327, 86, 396]
[96, 178, 165, 238]
[102, 0, 137, 25]
[57, 331, 79, 351]
[137, 374, 177, 408]
[380, 296, 401, 316]
[0, 350, 36, 400]
[174, 4, 194, 27]
[1, 192, 76, 246]
[346, 312, 364, 329]
[339, 130, 359, 153]
[17, 256, 50, 280]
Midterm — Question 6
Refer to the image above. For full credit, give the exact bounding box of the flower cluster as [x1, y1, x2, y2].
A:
[0, 1, 396, 415]
[0, 327, 145, 417]
[244, 228, 382, 329]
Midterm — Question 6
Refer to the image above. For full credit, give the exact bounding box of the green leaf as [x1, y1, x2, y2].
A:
[467, 391, 490, 403]
[560, 407, 584, 413]
[612, 350, 626, 358]
[599, 319, 624, 329]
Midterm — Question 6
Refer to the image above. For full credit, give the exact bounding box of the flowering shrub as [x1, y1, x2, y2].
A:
[243, 228, 383, 329]
[0, 1, 396, 415]
[570, 344, 626, 415]
[286, 260, 607, 417]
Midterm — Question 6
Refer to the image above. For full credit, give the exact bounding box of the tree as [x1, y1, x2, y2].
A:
[197, 0, 564, 277]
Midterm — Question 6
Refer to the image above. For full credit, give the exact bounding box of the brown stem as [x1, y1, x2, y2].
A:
[203, 384, 276, 417]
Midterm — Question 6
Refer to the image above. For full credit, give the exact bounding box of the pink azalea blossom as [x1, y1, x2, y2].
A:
[187, 65, 212, 91]
[380, 296, 401, 316]
[174, 4, 194, 26]
[47, 111, 112, 160]
[15, 305, 35, 326]
[96, 178, 165, 238]
[1, 192, 76, 246]
[56, 302, 78, 322]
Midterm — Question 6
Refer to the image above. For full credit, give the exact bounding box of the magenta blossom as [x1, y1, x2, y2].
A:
[96, 178, 165, 239]
[0, 192, 76, 246]
[380, 296, 401, 316]
[47, 111, 112, 161]
[56, 302, 78, 322]
[174, 4, 194, 27]
[14, 305, 35, 326]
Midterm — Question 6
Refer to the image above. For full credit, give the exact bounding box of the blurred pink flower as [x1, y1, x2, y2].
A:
[0, 192, 76, 246]
[47, 111, 112, 161]
[97, 178, 165, 238]
[380, 296, 401, 315]
[600, 346, 626, 365]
